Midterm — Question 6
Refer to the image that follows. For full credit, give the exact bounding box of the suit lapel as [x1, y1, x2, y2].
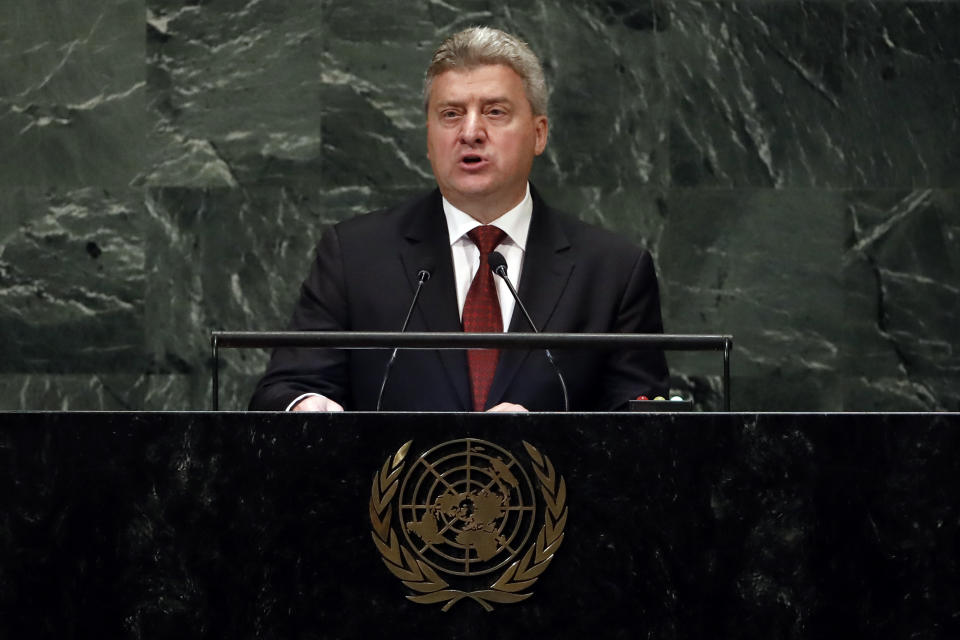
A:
[486, 194, 573, 408]
[398, 191, 471, 410]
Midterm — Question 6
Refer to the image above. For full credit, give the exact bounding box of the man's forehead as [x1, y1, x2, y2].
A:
[429, 64, 525, 102]
[430, 64, 527, 111]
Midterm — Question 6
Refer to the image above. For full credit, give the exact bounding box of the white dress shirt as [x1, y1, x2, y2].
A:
[441, 184, 533, 329]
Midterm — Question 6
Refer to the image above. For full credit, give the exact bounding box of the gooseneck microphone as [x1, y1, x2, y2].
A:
[488, 251, 569, 412]
[375, 262, 433, 411]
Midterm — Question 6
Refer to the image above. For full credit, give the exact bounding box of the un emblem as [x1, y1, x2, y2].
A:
[369, 439, 568, 611]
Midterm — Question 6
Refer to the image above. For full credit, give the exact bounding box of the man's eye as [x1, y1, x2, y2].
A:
[441, 111, 459, 119]
[487, 108, 505, 116]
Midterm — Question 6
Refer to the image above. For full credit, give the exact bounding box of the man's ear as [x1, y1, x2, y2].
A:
[534, 116, 549, 155]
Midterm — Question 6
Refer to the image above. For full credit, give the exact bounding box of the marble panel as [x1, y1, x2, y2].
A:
[0, 0, 146, 187]
[658, 188, 845, 410]
[0, 187, 145, 373]
[841, 188, 960, 410]
[143, 0, 324, 187]
[320, 1, 437, 190]
[658, 1, 847, 188]
[657, 0, 960, 189]
[525, 0, 667, 190]
[840, 2, 960, 188]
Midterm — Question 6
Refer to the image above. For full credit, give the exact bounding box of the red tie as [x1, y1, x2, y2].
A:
[463, 226, 507, 411]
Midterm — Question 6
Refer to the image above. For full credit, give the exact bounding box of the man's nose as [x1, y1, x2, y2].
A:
[460, 111, 486, 144]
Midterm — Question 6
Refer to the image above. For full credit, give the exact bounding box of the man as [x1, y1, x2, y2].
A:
[249, 27, 668, 412]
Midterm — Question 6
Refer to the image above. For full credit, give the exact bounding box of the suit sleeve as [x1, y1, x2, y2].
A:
[597, 249, 670, 410]
[248, 227, 351, 411]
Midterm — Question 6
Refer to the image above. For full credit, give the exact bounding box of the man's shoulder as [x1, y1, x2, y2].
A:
[332, 189, 441, 237]
[565, 211, 641, 248]
[535, 196, 649, 259]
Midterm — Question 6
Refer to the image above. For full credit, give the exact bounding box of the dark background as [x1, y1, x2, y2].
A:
[1, 0, 957, 411]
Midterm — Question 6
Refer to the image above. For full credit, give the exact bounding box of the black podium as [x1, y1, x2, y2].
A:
[2, 411, 959, 638]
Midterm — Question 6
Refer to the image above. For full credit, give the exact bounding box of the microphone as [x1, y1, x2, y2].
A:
[376, 262, 433, 411]
[488, 251, 569, 411]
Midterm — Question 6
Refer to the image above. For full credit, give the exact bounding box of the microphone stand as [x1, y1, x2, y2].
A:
[490, 252, 570, 412]
[376, 268, 431, 411]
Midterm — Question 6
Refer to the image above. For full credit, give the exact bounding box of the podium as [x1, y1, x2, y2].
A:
[2, 411, 959, 638]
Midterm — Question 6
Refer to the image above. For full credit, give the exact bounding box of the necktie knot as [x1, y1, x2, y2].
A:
[467, 226, 506, 257]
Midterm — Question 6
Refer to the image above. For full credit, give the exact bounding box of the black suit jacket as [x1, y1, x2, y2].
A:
[249, 187, 669, 411]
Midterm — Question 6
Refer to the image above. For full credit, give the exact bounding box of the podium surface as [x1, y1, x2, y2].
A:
[2, 411, 958, 638]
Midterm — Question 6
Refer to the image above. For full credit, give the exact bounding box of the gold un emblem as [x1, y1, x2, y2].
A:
[369, 438, 568, 611]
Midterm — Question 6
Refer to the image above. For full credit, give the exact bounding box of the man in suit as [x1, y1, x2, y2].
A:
[249, 26, 668, 412]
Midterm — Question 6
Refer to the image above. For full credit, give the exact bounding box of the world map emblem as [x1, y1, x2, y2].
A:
[369, 438, 568, 611]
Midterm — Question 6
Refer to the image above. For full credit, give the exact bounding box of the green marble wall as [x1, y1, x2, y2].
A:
[1, 1, 957, 411]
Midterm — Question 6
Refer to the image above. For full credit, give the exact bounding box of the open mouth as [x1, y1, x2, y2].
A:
[462, 155, 484, 165]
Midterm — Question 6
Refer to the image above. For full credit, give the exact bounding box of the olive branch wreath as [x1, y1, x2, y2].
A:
[369, 440, 568, 612]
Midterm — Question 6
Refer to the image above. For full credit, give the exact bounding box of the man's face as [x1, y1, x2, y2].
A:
[426, 64, 548, 221]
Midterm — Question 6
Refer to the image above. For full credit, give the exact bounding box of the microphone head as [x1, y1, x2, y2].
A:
[488, 251, 508, 276]
[416, 259, 435, 283]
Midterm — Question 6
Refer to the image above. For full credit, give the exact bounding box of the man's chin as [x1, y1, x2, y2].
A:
[448, 175, 495, 194]
[444, 183, 497, 204]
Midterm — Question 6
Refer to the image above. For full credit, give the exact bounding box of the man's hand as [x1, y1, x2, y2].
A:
[291, 395, 344, 412]
[486, 402, 528, 412]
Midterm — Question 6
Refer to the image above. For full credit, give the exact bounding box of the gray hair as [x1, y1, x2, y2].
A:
[423, 26, 548, 116]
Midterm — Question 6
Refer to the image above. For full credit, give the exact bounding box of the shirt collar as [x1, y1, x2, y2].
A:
[441, 184, 532, 250]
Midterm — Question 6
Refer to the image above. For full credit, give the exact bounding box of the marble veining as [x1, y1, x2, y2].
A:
[0, 0, 957, 410]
